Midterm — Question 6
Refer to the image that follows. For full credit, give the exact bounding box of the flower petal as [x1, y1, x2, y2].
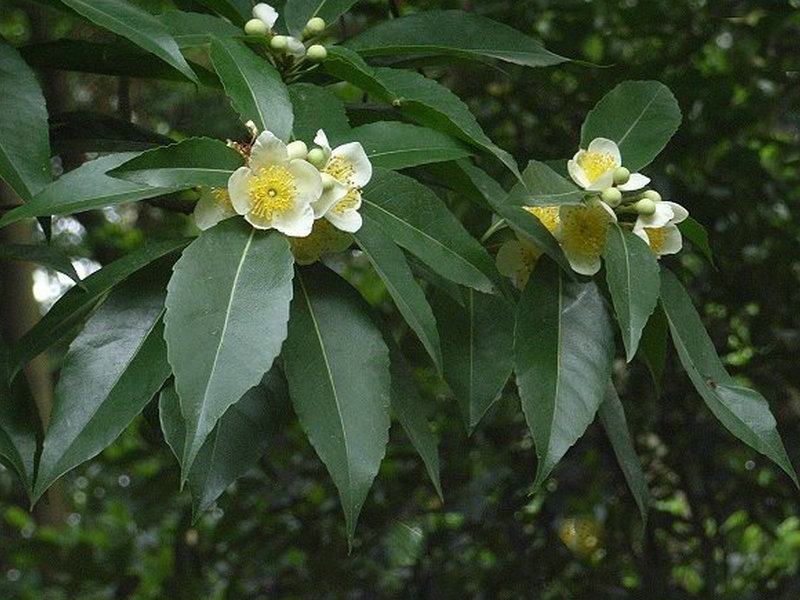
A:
[597, 200, 619, 221]
[286, 36, 306, 58]
[194, 190, 231, 231]
[314, 129, 332, 152]
[636, 202, 674, 229]
[565, 251, 602, 276]
[252, 3, 279, 28]
[228, 167, 253, 215]
[332, 142, 373, 187]
[250, 130, 288, 170]
[663, 201, 689, 224]
[311, 178, 347, 218]
[656, 224, 683, 255]
[567, 157, 591, 189]
[325, 208, 363, 233]
[287, 159, 323, 207]
[587, 137, 622, 166]
[617, 172, 650, 192]
[586, 170, 615, 192]
[273, 203, 315, 237]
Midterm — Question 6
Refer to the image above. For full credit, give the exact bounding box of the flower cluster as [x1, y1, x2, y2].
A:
[243, 3, 328, 64]
[498, 138, 689, 285]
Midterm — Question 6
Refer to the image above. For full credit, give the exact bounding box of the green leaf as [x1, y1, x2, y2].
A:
[192, 0, 251, 26]
[283, 265, 391, 545]
[210, 37, 293, 141]
[0, 41, 52, 201]
[637, 304, 668, 395]
[354, 215, 442, 372]
[581, 80, 681, 172]
[335, 122, 471, 170]
[598, 386, 650, 525]
[60, 0, 198, 83]
[164, 220, 294, 476]
[284, 0, 358, 36]
[324, 47, 519, 178]
[108, 138, 243, 188]
[660, 269, 798, 485]
[362, 169, 499, 293]
[347, 10, 566, 68]
[515, 261, 615, 488]
[678, 216, 715, 266]
[424, 159, 507, 212]
[33, 268, 171, 502]
[160, 10, 242, 48]
[159, 366, 290, 518]
[493, 205, 571, 274]
[50, 111, 173, 154]
[603, 224, 660, 362]
[433, 289, 514, 432]
[506, 160, 583, 207]
[0, 338, 39, 497]
[9, 239, 187, 379]
[0, 243, 83, 287]
[0, 153, 184, 230]
[289, 83, 351, 142]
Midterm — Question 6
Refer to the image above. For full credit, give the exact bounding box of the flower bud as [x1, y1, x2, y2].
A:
[635, 198, 657, 216]
[270, 35, 288, 52]
[306, 17, 326, 35]
[642, 190, 662, 203]
[612, 167, 630, 186]
[321, 172, 337, 191]
[307, 147, 328, 168]
[601, 187, 622, 207]
[286, 140, 308, 160]
[306, 44, 327, 62]
[244, 18, 269, 36]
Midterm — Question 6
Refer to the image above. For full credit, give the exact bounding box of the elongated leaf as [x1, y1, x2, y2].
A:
[355, 215, 442, 372]
[660, 269, 798, 485]
[160, 10, 242, 47]
[51, 111, 173, 154]
[347, 10, 566, 68]
[362, 169, 499, 293]
[335, 122, 471, 170]
[9, 239, 188, 377]
[190, 1, 251, 27]
[425, 159, 506, 212]
[678, 216, 715, 266]
[33, 268, 171, 501]
[0, 41, 51, 201]
[61, 0, 198, 83]
[515, 261, 615, 488]
[109, 138, 242, 188]
[0, 153, 183, 229]
[638, 304, 668, 395]
[283, 265, 391, 545]
[284, 0, 358, 36]
[603, 224, 660, 361]
[581, 81, 681, 172]
[494, 204, 571, 274]
[433, 289, 513, 432]
[165, 220, 294, 476]
[289, 83, 350, 142]
[160, 366, 290, 518]
[506, 160, 583, 207]
[324, 47, 519, 177]
[210, 38, 293, 141]
[0, 243, 82, 286]
[598, 386, 649, 525]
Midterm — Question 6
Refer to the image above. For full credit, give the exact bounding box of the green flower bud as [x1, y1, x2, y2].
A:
[635, 198, 657, 216]
[306, 17, 326, 35]
[306, 44, 328, 63]
[321, 172, 337, 191]
[244, 18, 269, 36]
[270, 35, 288, 52]
[286, 140, 308, 160]
[642, 190, 662, 203]
[612, 167, 630, 186]
[601, 187, 622, 207]
[307, 147, 328, 168]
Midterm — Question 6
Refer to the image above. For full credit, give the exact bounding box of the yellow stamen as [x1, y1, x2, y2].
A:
[211, 187, 233, 213]
[324, 156, 356, 185]
[645, 227, 667, 254]
[560, 205, 612, 258]
[249, 165, 296, 220]
[330, 189, 360, 216]
[523, 205, 560, 234]
[576, 151, 618, 184]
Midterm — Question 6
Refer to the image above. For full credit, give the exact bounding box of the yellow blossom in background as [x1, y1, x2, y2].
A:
[496, 238, 541, 290]
[289, 219, 353, 265]
[193, 187, 236, 231]
[523, 205, 560, 235]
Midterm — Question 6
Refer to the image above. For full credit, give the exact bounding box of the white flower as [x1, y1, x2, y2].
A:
[557, 201, 617, 276]
[227, 130, 322, 236]
[311, 129, 372, 233]
[568, 138, 650, 192]
[496, 238, 540, 290]
[633, 201, 689, 257]
[193, 187, 236, 231]
[252, 3, 279, 29]
[286, 36, 306, 58]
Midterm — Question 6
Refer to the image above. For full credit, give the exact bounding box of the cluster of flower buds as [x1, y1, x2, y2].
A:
[243, 3, 328, 64]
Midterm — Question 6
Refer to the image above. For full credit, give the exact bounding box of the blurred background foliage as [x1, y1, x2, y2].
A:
[1, 0, 800, 598]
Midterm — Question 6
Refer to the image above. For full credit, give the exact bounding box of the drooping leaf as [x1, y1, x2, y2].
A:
[0, 41, 51, 201]
[0, 153, 184, 230]
[283, 265, 391, 546]
[433, 289, 514, 433]
[160, 10, 242, 47]
[60, 0, 198, 83]
[324, 47, 519, 177]
[210, 37, 293, 141]
[515, 261, 615, 488]
[660, 269, 798, 485]
[164, 220, 294, 476]
[0, 243, 83, 287]
[347, 9, 566, 68]
[506, 159, 583, 207]
[598, 385, 650, 525]
[191, 0, 251, 26]
[284, 0, 358, 36]
[362, 169, 499, 293]
[637, 304, 668, 395]
[581, 80, 681, 172]
[603, 224, 661, 362]
[108, 138, 243, 188]
[678, 216, 715, 267]
[159, 366, 290, 518]
[289, 83, 351, 142]
[354, 215, 442, 372]
[425, 159, 507, 212]
[9, 239, 188, 378]
[335, 122, 471, 170]
[33, 268, 171, 501]
[50, 111, 173, 153]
